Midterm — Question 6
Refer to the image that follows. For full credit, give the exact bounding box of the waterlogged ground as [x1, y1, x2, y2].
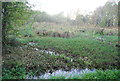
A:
[26, 68, 96, 79]
[19, 35, 119, 69]
[3, 33, 120, 79]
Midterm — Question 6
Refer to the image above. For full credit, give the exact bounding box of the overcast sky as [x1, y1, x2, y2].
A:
[27, 0, 118, 18]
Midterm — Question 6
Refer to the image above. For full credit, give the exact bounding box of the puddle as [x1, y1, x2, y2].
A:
[39, 49, 56, 55]
[33, 47, 59, 55]
[28, 42, 38, 46]
[95, 37, 105, 42]
[33, 48, 75, 62]
[32, 47, 91, 63]
[26, 68, 96, 79]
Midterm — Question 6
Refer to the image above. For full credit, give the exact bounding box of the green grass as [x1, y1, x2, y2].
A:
[82, 69, 120, 79]
[18, 34, 119, 69]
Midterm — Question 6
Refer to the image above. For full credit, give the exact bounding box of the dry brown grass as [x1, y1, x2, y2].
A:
[32, 22, 118, 36]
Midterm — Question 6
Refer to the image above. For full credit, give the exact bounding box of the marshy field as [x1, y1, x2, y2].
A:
[2, 1, 120, 80]
[3, 22, 120, 79]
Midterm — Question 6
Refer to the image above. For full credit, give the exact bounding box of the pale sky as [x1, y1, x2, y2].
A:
[27, 0, 118, 18]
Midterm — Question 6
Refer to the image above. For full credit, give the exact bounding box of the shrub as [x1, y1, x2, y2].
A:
[7, 37, 22, 47]
[60, 32, 74, 38]
[51, 32, 60, 37]
[94, 28, 104, 35]
[2, 66, 27, 79]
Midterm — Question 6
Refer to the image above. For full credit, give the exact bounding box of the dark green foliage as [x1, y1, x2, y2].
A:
[2, 65, 27, 79]
[2, 2, 32, 46]
[2, 2, 31, 34]
[7, 37, 22, 47]
[82, 69, 120, 79]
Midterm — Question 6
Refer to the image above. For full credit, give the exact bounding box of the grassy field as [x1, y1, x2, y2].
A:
[2, 22, 119, 79]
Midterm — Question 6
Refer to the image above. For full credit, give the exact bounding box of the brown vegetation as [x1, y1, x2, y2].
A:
[36, 30, 75, 38]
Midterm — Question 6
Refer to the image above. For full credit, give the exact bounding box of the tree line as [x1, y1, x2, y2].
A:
[33, 1, 118, 27]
